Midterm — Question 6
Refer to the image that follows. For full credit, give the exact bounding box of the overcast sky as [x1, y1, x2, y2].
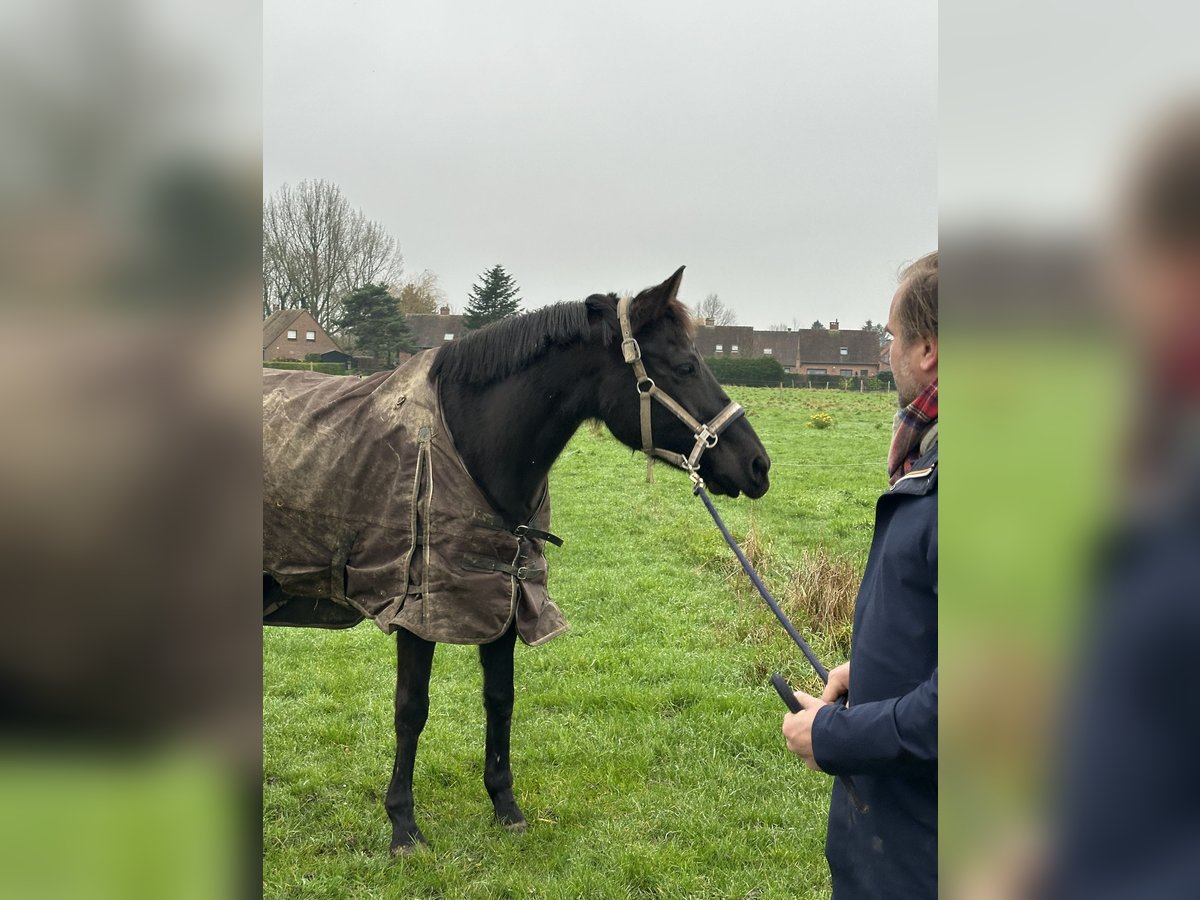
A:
[265, 1, 936, 329]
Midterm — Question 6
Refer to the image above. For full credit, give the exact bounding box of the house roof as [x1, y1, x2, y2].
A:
[692, 324, 756, 356]
[263, 309, 304, 348]
[796, 328, 879, 366]
[754, 331, 801, 361]
[263, 309, 343, 352]
[406, 313, 466, 350]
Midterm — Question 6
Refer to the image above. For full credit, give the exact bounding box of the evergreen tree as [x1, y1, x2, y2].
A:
[337, 283, 416, 366]
[862, 318, 890, 350]
[463, 264, 522, 330]
[811, 320, 826, 330]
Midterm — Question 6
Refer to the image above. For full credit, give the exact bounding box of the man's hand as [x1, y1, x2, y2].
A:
[782, 691, 830, 771]
[822, 662, 850, 704]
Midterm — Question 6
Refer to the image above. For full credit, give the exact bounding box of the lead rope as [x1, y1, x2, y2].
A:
[692, 479, 868, 812]
[693, 483, 828, 678]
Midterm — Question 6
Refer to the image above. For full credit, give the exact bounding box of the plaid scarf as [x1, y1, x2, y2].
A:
[888, 379, 938, 485]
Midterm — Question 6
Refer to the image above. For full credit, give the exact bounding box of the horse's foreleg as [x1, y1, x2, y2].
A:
[386, 627, 435, 854]
[479, 623, 525, 830]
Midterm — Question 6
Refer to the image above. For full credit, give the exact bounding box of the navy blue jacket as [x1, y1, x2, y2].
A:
[1045, 467, 1200, 900]
[810, 442, 938, 899]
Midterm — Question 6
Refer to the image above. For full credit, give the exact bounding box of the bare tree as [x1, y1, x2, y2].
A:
[392, 269, 446, 316]
[262, 180, 403, 330]
[766, 317, 801, 332]
[692, 292, 737, 325]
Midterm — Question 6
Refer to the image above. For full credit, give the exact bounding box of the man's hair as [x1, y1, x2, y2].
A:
[897, 251, 938, 342]
[1124, 103, 1200, 250]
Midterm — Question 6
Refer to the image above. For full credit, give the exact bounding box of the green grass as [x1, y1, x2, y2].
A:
[264, 387, 898, 898]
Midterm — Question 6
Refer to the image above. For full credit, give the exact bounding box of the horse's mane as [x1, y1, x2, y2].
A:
[431, 300, 595, 385]
[430, 292, 694, 385]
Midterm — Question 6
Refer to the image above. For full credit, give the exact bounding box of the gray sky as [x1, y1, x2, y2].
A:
[265, 1, 936, 329]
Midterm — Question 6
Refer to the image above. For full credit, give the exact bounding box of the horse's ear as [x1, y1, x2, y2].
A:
[630, 266, 686, 333]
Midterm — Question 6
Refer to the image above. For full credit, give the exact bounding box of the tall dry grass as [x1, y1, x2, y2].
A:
[713, 518, 861, 665]
[779, 547, 859, 652]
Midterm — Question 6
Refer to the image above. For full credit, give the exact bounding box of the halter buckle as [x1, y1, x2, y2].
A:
[621, 337, 642, 364]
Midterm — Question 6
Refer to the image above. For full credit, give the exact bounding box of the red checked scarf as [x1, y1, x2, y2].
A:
[888, 379, 938, 485]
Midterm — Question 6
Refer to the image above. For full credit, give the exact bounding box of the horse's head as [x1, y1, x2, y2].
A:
[587, 267, 770, 499]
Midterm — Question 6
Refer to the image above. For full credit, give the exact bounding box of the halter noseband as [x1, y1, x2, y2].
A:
[616, 295, 745, 487]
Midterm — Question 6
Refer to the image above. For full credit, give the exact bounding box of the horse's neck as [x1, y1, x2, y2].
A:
[439, 345, 601, 526]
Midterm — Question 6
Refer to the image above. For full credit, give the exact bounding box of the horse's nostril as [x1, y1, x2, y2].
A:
[752, 455, 770, 478]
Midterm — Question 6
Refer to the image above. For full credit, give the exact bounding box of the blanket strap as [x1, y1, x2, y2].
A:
[470, 509, 564, 547]
[513, 524, 564, 547]
[461, 553, 546, 582]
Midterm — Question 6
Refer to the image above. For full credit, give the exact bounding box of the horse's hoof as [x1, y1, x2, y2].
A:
[389, 830, 429, 857]
[390, 841, 429, 858]
[498, 817, 527, 833]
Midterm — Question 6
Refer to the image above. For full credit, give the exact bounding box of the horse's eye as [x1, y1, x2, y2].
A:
[675, 363, 696, 377]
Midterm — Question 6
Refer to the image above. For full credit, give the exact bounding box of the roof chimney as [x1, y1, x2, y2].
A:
[438, 305, 450, 316]
[829, 319, 840, 332]
[705, 317, 715, 327]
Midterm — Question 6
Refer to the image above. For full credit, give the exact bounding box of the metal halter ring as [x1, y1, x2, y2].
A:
[636, 377, 655, 394]
[703, 430, 719, 448]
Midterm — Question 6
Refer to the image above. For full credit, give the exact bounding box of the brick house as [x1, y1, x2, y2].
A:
[691, 319, 882, 377]
[795, 325, 881, 377]
[263, 309, 344, 362]
[753, 330, 803, 372]
[690, 324, 757, 362]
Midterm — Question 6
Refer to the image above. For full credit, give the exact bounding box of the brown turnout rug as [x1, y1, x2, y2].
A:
[263, 350, 568, 646]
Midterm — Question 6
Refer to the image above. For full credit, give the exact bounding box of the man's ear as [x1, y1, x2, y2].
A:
[918, 336, 938, 375]
[630, 266, 685, 333]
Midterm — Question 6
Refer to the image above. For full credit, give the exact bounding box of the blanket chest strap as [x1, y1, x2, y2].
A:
[461, 553, 546, 582]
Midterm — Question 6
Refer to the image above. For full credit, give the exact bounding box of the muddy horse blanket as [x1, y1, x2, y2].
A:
[263, 350, 569, 646]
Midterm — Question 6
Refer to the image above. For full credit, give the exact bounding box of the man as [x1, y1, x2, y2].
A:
[782, 252, 938, 898]
[1043, 109, 1200, 900]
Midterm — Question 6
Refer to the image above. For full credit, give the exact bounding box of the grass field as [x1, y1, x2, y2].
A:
[264, 387, 899, 899]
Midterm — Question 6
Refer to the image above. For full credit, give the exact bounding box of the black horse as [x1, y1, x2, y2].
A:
[264, 268, 770, 854]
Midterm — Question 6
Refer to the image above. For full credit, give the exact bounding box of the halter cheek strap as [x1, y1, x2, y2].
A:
[616, 295, 745, 487]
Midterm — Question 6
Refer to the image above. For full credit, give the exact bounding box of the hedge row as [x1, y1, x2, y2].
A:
[703, 357, 894, 391]
[704, 356, 786, 385]
[263, 360, 348, 375]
